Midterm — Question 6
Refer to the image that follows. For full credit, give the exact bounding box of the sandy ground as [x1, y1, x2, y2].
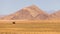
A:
[0, 20, 60, 34]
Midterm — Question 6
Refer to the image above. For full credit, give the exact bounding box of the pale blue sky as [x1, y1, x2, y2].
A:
[0, 0, 60, 15]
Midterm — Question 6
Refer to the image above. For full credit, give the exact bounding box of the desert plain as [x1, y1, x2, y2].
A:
[0, 20, 60, 34]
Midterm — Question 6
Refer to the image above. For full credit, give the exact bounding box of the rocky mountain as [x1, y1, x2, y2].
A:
[0, 5, 49, 20]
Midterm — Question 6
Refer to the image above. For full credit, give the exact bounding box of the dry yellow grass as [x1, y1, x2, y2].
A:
[0, 20, 60, 34]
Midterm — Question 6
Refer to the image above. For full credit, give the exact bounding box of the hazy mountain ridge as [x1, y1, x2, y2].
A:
[0, 5, 60, 20]
[48, 10, 60, 20]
